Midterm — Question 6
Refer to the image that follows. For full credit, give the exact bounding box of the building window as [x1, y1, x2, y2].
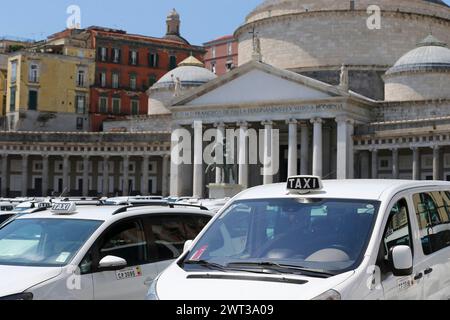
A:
[130, 50, 138, 66]
[112, 98, 121, 114]
[99, 47, 108, 62]
[112, 48, 121, 63]
[99, 97, 108, 113]
[28, 90, 38, 111]
[77, 69, 86, 87]
[169, 56, 177, 70]
[10, 61, 17, 83]
[112, 73, 120, 89]
[149, 53, 159, 68]
[226, 61, 234, 72]
[29, 63, 39, 83]
[148, 75, 157, 87]
[227, 42, 233, 56]
[212, 46, 216, 58]
[9, 87, 16, 112]
[130, 74, 137, 90]
[75, 94, 86, 114]
[131, 100, 139, 115]
[99, 72, 107, 87]
[76, 117, 84, 130]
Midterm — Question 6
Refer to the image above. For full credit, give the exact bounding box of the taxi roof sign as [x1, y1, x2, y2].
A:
[287, 176, 323, 194]
[51, 202, 77, 215]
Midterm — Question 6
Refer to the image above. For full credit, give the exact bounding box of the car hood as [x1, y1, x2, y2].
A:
[156, 264, 354, 300]
[0, 265, 62, 298]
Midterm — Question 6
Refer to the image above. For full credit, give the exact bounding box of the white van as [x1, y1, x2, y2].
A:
[149, 177, 450, 300]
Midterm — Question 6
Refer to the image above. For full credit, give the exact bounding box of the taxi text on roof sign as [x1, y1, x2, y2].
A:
[287, 176, 323, 194]
[51, 202, 77, 215]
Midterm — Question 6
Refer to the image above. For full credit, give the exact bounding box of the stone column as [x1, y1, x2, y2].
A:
[238, 121, 249, 188]
[123, 155, 130, 196]
[62, 155, 70, 195]
[371, 149, 378, 179]
[42, 154, 49, 197]
[360, 151, 370, 179]
[412, 147, 420, 180]
[392, 148, 399, 179]
[103, 156, 110, 196]
[82, 155, 90, 197]
[213, 122, 225, 184]
[162, 155, 170, 197]
[300, 122, 310, 175]
[141, 155, 149, 195]
[433, 146, 440, 181]
[262, 121, 274, 185]
[336, 116, 349, 180]
[1, 155, 8, 197]
[347, 120, 355, 179]
[193, 121, 204, 199]
[21, 154, 29, 197]
[311, 118, 323, 177]
[287, 119, 298, 178]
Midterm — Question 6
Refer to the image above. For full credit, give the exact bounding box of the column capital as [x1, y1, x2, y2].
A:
[310, 117, 323, 125]
[390, 147, 399, 152]
[237, 121, 249, 128]
[335, 115, 355, 125]
[22, 154, 29, 159]
[42, 154, 50, 159]
[261, 120, 274, 126]
[286, 119, 298, 125]
[370, 148, 379, 153]
[410, 146, 419, 151]
[299, 121, 310, 128]
[431, 145, 440, 151]
[162, 154, 170, 160]
[192, 121, 204, 129]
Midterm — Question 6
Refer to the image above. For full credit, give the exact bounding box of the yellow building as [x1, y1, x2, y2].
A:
[0, 54, 7, 117]
[5, 48, 95, 131]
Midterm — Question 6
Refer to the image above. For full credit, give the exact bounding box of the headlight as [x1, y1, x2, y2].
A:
[0, 292, 33, 300]
[146, 275, 160, 301]
[312, 290, 341, 300]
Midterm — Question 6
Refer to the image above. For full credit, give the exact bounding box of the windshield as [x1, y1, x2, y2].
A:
[184, 198, 379, 275]
[0, 219, 103, 267]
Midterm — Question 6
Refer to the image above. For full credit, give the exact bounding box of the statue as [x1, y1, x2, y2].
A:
[339, 64, 349, 91]
[172, 75, 183, 97]
[250, 27, 262, 61]
[205, 140, 237, 184]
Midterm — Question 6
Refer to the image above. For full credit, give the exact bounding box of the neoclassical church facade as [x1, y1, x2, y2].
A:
[156, 0, 450, 198]
[2, 0, 450, 198]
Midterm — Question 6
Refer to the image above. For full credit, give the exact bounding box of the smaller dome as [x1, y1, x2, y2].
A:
[386, 35, 450, 75]
[151, 56, 217, 90]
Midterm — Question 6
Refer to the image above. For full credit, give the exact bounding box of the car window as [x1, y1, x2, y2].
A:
[378, 198, 412, 272]
[146, 214, 212, 261]
[99, 219, 148, 267]
[413, 191, 450, 255]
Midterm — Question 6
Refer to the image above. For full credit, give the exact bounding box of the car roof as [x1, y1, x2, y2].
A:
[234, 179, 450, 202]
[12, 205, 215, 222]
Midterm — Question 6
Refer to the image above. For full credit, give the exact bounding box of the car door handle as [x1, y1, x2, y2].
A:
[424, 268, 433, 275]
[414, 273, 423, 281]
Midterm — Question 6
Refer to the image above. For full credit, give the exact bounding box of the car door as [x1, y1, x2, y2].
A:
[376, 196, 425, 300]
[411, 191, 450, 300]
[91, 217, 160, 300]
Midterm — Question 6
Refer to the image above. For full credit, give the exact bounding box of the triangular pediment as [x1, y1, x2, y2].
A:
[171, 60, 347, 107]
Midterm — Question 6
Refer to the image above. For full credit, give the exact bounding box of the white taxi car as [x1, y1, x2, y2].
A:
[0, 202, 213, 300]
[149, 177, 450, 300]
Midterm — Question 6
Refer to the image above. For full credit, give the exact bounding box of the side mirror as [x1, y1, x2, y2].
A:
[183, 240, 194, 253]
[98, 255, 127, 271]
[388, 245, 413, 277]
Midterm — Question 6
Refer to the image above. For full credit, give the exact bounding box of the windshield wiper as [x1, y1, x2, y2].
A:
[183, 260, 229, 272]
[227, 262, 335, 278]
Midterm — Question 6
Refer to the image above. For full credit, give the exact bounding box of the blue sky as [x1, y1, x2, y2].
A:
[1, 0, 450, 45]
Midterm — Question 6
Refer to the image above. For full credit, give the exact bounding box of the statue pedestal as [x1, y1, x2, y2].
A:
[207, 183, 244, 199]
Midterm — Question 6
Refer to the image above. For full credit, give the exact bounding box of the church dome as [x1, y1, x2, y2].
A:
[384, 35, 450, 101]
[148, 56, 217, 115]
[386, 35, 450, 75]
[152, 56, 217, 89]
